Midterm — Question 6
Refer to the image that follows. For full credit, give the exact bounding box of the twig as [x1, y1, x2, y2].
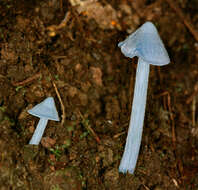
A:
[60, 0, 63, 13]
[165, 0, 198, 41]
[156, 91, 182, 184]
[155, 91, 176, 147]
[142, 184, 150, 190]
[157, 67, 167, 110]
[57, 11, 71, 29]
[78, 110, 100, 143]
[44, 66, 66, 127]
[154, 91, 169, 99]
[12, 72, 41, 86]
[113, 131, 126, 139]
[192, 96, 196, 127]
[52, 55, 67, 59]
[172, 178, 179, 188]
[186, 90, 198, 104]
[186, 82, 198, 104]
[166, 92, 176, 147]
[51, 80, 66, 127]
[47, 11, 71, 36]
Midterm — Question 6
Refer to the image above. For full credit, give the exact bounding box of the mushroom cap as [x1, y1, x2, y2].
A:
[28, 97, 60, 121]
[118, 22, 170, 66]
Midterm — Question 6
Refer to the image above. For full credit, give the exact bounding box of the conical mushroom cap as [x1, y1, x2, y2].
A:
[118, 22, 170, 66]
[28, 97, 60, 121]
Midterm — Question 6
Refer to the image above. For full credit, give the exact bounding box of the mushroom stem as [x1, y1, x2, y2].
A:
[119, 58, 150, 174]
[29, 118, 48, 145]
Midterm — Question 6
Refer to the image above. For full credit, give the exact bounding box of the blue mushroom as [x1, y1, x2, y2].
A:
[28, 97, 60, 145]
[118, 22, 170, 174]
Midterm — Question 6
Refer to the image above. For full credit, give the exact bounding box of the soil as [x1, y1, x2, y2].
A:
[0, 0, 198, 189]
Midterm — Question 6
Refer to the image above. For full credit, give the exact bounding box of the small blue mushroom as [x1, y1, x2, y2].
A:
[28, 97, 59, 145]
[118, 22, 170, 174]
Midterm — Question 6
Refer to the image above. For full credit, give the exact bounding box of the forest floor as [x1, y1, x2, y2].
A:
[0, 0, 198, 189]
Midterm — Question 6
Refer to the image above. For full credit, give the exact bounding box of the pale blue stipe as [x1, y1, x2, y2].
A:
[119, 58, 149, 174]
[29, 118, 48, 145]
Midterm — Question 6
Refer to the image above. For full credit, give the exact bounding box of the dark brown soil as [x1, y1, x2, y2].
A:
[0, 0, 198, 189]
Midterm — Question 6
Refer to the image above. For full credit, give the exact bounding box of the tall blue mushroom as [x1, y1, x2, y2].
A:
[118, 22, 170, 174]
[28, 97, 59, 145]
